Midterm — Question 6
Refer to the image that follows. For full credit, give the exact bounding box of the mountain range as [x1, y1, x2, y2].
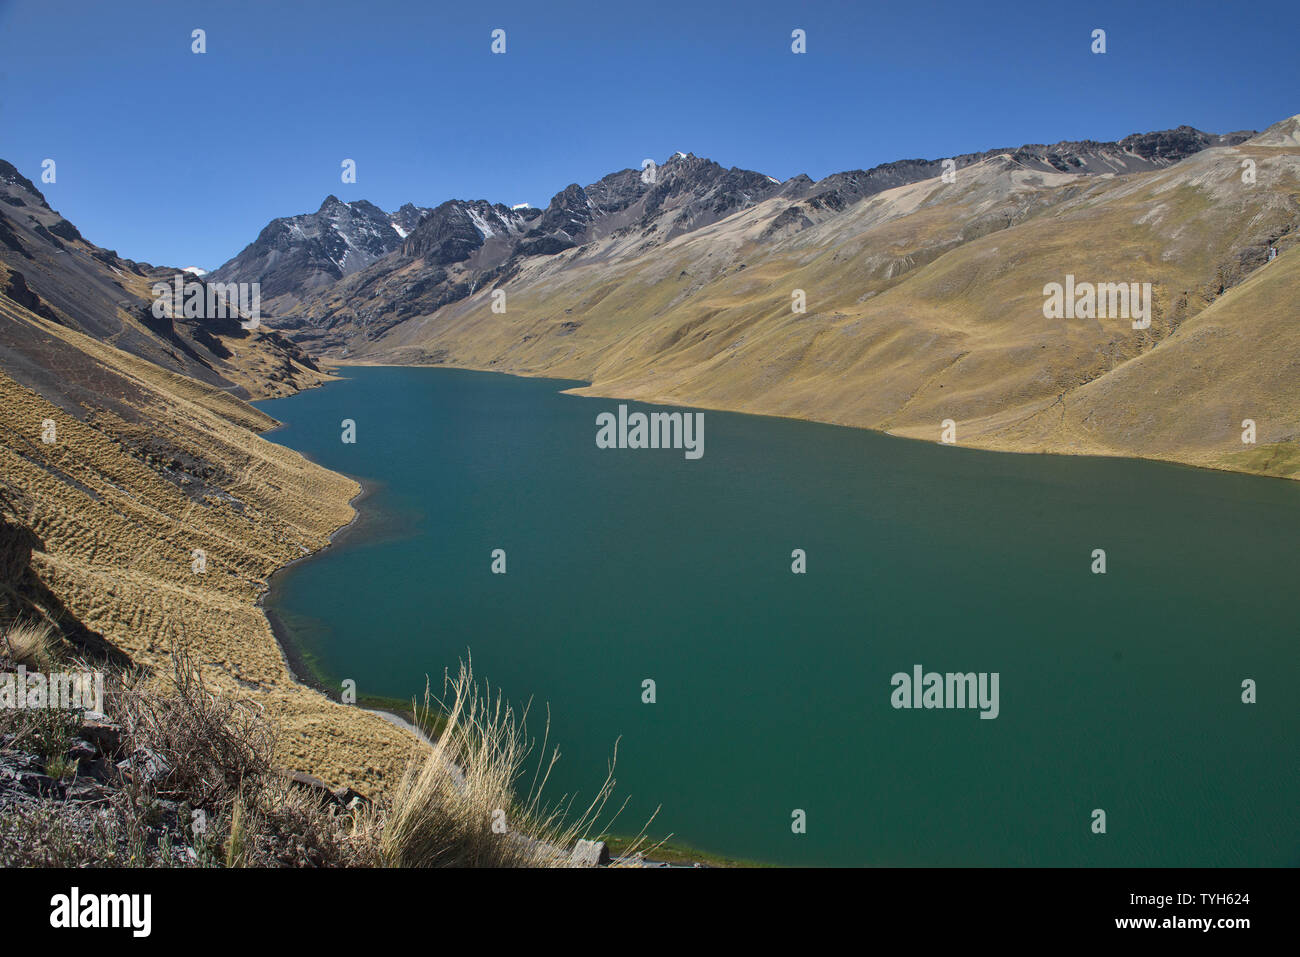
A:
[203, 117, 1298, 479]
[210, 126, 1257, 349]
[207, 196, 436, 313]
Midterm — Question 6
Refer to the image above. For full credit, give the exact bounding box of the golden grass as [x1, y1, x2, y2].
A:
[0, 305, 416, 794]
[375, 658, 656, 867]
[1, 618, 58, 671]
[0, 616, 650, 867]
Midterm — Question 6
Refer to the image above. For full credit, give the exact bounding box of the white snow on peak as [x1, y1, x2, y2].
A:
[674, 152, 688, 159]
[332, 224, 357, 250]
[181, 266, 208, 276]
[511, 202, 531, 209]
[329, 223, 361, 273]
[465, 206, 496, 239]
[390, 222, 409, 239]
[765, 175, 780, 184]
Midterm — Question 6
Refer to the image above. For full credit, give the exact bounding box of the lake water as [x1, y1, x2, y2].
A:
[256, 365, 1299, 866]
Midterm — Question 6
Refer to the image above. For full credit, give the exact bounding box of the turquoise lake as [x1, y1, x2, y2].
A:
[256, 365, 1299, 866]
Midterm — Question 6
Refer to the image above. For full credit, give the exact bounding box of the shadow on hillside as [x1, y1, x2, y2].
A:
[0, 501, 133, 669]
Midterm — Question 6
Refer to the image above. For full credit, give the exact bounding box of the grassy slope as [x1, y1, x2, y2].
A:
[0, 299, 415, 793]
[342, 128, 1300, 480]
[961, 240, 1300, 476]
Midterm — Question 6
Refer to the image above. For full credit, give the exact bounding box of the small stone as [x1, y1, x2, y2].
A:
[67, 741, 97, 764]
[332, 785, 367, 807]
[116, 748, 170, 785]
[571, 839, 610, 867]
[65, 778, 109, 802]
[18, 771, 56, 794]
[287, 770, 340, 807]
[80, 718, 122, 756]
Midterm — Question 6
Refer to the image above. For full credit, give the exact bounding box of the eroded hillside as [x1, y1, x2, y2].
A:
[0, 216, 415, 792]
[0, 159, 328, 401]
[304, 117, 1300, 479]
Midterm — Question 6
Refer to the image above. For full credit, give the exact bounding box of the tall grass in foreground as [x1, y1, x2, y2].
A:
[375, 658, 659, 867]
[118, 645, 275, 809]
[0, 618, 659, 867]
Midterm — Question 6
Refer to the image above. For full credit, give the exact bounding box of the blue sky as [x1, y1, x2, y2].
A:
[0, 0, 1295, 269]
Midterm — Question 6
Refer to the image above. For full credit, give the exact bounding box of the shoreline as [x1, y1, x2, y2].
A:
[252, 435, 432, 735]
[252, 390, 761, 866]
[329, 357, 1300, 485]
[257, 471, 370, 696]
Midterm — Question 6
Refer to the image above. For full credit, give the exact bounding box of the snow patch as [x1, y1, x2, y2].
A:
[465, 206, 496, 239]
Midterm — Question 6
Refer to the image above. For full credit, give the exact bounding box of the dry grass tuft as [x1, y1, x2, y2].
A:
[0, 623, 657, 868]
[374, 657, 656, 867]
[112, 644, 275, 809]
[1, 618, 58, 671]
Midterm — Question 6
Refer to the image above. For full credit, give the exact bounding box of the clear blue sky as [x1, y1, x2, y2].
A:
[0, 0, 1295, 270]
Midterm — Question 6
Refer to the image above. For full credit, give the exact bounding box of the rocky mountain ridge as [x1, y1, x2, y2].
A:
[273, 115, 1300, 481]
[0, 160, 325, 402]
[207, 195, 435, 314]
[206, 124, 1254, 350]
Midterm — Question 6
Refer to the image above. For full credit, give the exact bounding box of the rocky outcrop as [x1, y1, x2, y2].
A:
[209, 195, 426, 312]
[0, 160, 328, 401]
[400, 200, 535, 264]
